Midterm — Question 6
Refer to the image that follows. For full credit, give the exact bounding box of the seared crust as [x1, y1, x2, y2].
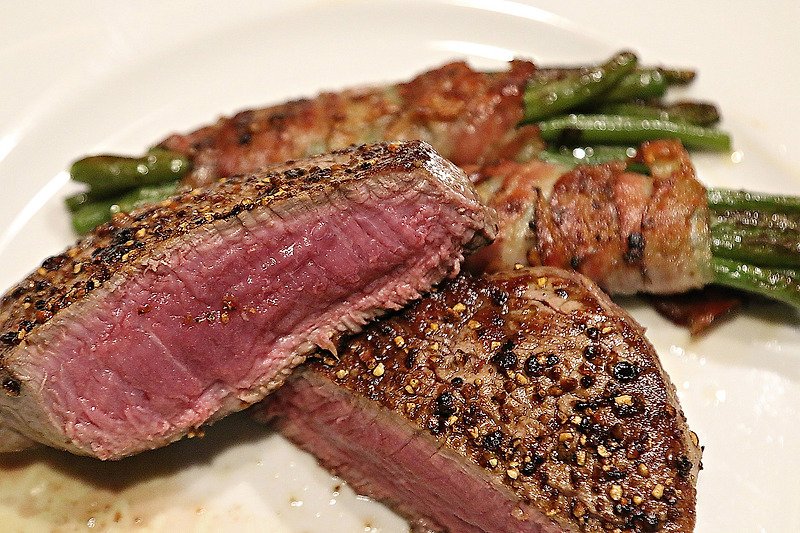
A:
[304, 267, 701, 532]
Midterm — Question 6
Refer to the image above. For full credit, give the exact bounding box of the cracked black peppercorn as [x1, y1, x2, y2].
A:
[434, 392, 456, 418]
[488, 287, 508, 307]
[0, 331, 19, 345]
[614, 502, 635, 516]
[2, 378, 20, 396]
[524, 355, 543, 376]
[613, 361, 639, 382]
[574, 400, 599, 412]
[491, 340, 517, 371]
[519, 461, 537, 476]
[676, 454, 693, 477]
[584, 345, 601, 359]
[41, 255, 66, 271]
[624, 232, 646, 263]
[606, 470, 627, 480]
[483, 430, 504, 450]
[630, 512, 660, 532]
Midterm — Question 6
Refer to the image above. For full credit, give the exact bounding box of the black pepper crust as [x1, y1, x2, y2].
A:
[0, 140, 487, 371]
[309, 267, 702, 532]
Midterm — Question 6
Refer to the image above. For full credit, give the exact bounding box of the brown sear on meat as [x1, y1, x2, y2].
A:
[466, 140, 714, 296]
[261, 266, 702, 533]
[159, 61, 543, 188]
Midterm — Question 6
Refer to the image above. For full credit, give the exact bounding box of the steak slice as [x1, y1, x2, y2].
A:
[0, 140, 496, 460]
[261, 267, 702, 533]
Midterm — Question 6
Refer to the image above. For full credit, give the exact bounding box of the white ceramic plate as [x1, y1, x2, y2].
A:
[1, 1, 798, 531]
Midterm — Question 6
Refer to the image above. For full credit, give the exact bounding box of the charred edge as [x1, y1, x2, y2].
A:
[676, 455, 693, 478]
[623, 232, 645, 264]
[2, 377, 20, 396]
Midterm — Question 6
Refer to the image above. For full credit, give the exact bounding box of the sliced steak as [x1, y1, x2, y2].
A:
[261, 266, 702, 533]
[0, 140, 496, 460]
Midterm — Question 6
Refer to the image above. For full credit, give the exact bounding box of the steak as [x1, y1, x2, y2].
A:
[0, 140, 496, 460]
[261, 267, 702, 532]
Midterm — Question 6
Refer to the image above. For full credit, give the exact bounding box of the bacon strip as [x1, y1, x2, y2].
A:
[645, 288, 742, 334]
[160, 61, 543, 187]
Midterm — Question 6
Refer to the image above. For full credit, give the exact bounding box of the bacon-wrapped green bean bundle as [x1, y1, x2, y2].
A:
[466, 140, 713, 296]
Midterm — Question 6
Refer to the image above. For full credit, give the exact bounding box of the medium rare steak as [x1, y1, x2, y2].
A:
[0, 140, 496, 460]
[261, 267, 702, 532]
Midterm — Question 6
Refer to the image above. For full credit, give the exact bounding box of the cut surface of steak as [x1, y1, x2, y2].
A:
[261, 267, 702, 533]
[0, 141, 496, 460]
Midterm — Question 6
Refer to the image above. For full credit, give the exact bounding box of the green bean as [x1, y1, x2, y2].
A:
[707, 188, 800, 215]
[665, 102, 721, 125]
[64, 191, 92, 213]
[596, 101, 721, 126]
[711, 221, 800, 268]
[539, 145, 637, 167]
[659, 68, 696, 85]
[601, 68, 668, 102]
[712, 257, 800, 309]
[711, 210, 800, 235]
[534, 66, 694, 85]
[522, 51, 638, 123]
[70, 182, 179, 234]
[70, 149, 189, 198]
[537, 113, 732, 151]
[531, 66, 694, 110]
[66, 188, 151, 212]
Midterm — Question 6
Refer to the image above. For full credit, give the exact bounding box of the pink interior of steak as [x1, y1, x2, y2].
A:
[25, 189, 475, 459]
[269, 372, 565, 533]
